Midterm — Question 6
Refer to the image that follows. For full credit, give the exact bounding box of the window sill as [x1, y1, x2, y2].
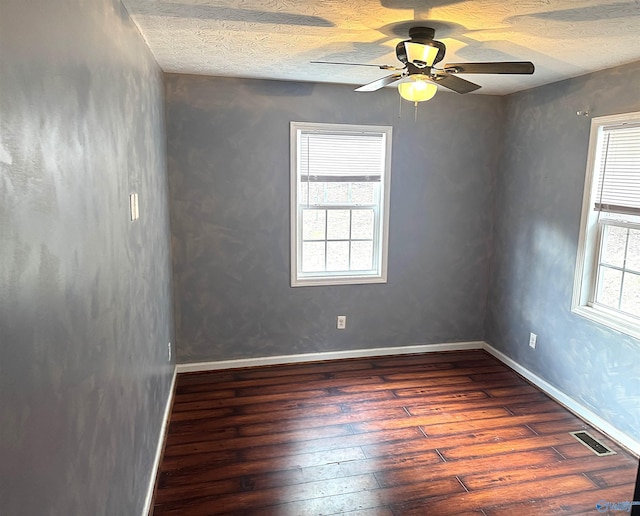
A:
[291, 274, 387, 287]
[572, 304, 640, 341]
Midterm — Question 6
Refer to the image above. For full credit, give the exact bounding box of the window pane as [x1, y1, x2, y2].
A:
[351, 241, 373, 270]
[625, 228, 640, 272]
[351, 210, 374, 239]
[300, 183, 307, 205]
[596, 266, 622, 309]
[302, 209, 326, 240]
[327, 210, 350, 240]
[300, 182, 325, 205]
[302, 242, 325, 272]
[621, 272, 640, 317]
[327, 241, 349, 271]
[600, 225, 627, 267]
[325, 183, 349, 203]
[351, 183, 374, 204]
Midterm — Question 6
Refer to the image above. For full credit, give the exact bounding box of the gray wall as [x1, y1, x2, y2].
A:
[165, 75, 503, 363]
[0, 0, 174, 514]
[486, 61, 640, 443]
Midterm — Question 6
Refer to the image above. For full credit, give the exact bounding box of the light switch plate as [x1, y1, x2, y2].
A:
[130, 193, 139, 221]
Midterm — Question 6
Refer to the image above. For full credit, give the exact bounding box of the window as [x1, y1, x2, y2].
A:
[572, 111, 640, 338]
[290, 122, 392, 287]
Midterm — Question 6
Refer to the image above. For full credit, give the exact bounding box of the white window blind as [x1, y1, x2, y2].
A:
[299, 131, 384, 182]
[594, 123, 640, 215]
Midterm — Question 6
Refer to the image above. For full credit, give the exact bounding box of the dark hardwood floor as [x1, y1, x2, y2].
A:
[152, 350, 638, 515]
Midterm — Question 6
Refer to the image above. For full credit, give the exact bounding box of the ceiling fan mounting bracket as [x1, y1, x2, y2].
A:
[408, 27, 435, 41]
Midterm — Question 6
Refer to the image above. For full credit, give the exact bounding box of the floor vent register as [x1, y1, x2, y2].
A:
[569, 430, 616, 456]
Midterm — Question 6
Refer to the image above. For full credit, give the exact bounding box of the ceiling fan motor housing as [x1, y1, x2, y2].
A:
[396, 26, 446, 68]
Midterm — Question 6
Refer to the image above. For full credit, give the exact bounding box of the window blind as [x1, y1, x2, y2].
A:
[299, 131, 385, 182]
[594, 124, 640, 215]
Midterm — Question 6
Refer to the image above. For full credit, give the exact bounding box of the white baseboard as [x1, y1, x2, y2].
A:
[483, 343, 640, 457]
[176, 341, 484, 373]
[142, 367, 177, 516]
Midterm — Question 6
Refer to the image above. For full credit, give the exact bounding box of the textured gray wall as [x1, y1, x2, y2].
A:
[0, 0, 174, 514]
[165, 74, 502, 363]
[486, 61, 640, 443]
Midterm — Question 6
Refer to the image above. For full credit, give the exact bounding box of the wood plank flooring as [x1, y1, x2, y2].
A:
[152, 350, 638, 515]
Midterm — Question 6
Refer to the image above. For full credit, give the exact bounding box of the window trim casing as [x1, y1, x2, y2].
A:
[290, 121, 392, 287]
[572, 111, 640, 339]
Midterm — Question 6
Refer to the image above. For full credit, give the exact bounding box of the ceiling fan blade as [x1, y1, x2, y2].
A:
[443, 62, 535, 75]
[429, 73, 481, 94]
[311, 61, 402, 71]
[355, 73, 404, 92]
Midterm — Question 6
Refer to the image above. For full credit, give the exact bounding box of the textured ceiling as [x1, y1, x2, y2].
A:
[122, 0, 640, 95]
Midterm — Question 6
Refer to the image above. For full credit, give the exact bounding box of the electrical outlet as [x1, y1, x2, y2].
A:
[336, 316, 346, 330]
[529, 332, 537, 349]
[167, 341, 172, 361]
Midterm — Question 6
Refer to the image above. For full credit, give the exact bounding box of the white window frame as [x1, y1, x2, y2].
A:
[572, 111, 640, 339]
[290, 122, 392, 287]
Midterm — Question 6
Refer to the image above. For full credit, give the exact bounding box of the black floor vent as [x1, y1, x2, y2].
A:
[569, 431, 616, 456]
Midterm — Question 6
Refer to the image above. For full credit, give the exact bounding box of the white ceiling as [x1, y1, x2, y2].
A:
[122, 0, 640, 95]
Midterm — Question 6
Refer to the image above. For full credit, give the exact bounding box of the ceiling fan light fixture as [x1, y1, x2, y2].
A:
[403, 41, 439, 68]
[397, 75, 437, 103]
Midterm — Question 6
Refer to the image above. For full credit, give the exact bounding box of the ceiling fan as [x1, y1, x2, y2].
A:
[313, 26, 534, 101]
